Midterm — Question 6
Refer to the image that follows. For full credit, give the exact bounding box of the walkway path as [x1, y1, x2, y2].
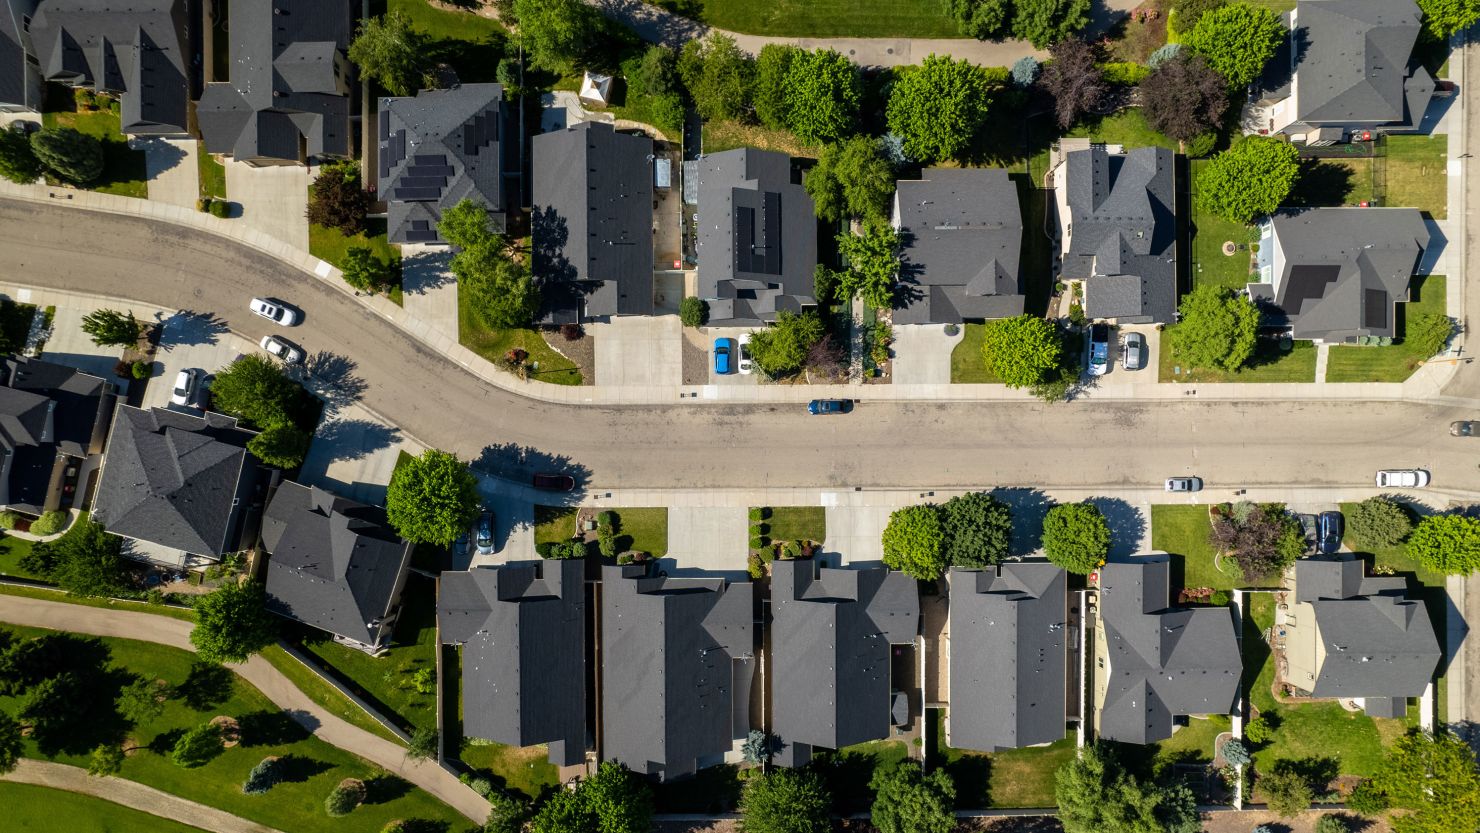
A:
[2, 760, 287, 833]
[0, 595, 489, 823]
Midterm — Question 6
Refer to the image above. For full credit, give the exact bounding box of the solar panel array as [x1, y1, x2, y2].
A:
[393, 154, 451, 201]
[404, 219, 439, 242]
[461, 110, 499, 156]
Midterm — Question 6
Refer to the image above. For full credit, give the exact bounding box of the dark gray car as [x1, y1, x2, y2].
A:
[1318, 511, 1343, 554]
[1296, 514, 1318, 554]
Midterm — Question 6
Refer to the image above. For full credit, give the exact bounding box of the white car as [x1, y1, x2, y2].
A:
[249, 297, 299, 326]
[738, 333, 754, 375]
[260, 335, 304, 364]
[1376, 469, 1431, 488]
[170, 368, 199, 407]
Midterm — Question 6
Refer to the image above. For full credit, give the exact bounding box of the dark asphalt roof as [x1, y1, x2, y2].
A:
[948, 563, 1067, 752]
[1097, 556, 1241, 745]
[196, 0, 352, 162]
[0, 356, 115, 514]
[894, 168, 1024, 325]
[533, 121, 655, 323]
[600, 563, 753, 781]
[695, 148, 818, 326]
[378, 83, 511, 245]
[0, 1, 39, 111]
[770, 560, 919, 766]
[1060, 146, 1176, 324]
[439, 560, 586, 766]
[1263, 207, 1429, 341]
[28, 0, 190, 134]
[1293, 0, 1433, 129]
[261, 481, 412, 648]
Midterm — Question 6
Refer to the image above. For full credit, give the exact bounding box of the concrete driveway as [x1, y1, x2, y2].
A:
[40, 305, 143, 393]
[298, 403, 416, 508]
[593, 316, 682, 388]
[400, 245, 458, 338]
[660, 506, 748, 578]
[820, 502, 890, 566]
[142, 315, 251, 411]
[892, 323, 961, 385]
[134, 137, 199, 210]
[225, 159, 311, 251]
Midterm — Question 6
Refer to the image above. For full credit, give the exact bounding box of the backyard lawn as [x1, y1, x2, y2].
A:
[1190, 159, 1257, 291]
[1326, 276, 1448, 383]
[40, 108, 147, 198]
[458, 288, 583, 385]
[388, 0, 506, 84]
[197, 145, 226, 200]
[446, 645, 559, 800]
[1150, 504, 1283, 590]
[1385, 134, 1448, 218]
[308, 220, 404, 305]
[702, 119, 821, 158]
[928, 709, 1071, 809]
[2, 782, 212, 833]
[1154, 714, 1230, 769]
[762, 506, 827, 546]
[1286, 157, 1377, 208]
[693, 0, 960, 38]
[0, 533, 40, 580]
[1160, 334, 1317, 383]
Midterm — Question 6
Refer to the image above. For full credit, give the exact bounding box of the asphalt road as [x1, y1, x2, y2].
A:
[0, 196, 1476, 493]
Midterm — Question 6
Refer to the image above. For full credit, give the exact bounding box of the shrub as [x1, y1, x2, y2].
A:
[208, 200, 231, 218]
[197, 197, 213, 213]
[560, 322, 582, 341]
[1209, 589, 1231, 606]
[749, 508, 765, 522]
[1220, 738, 1250, 767]
[1348, 497, 1412, 549]
[618, 552, 636, 566]
[1244, 716, 1273, 744]
[1101, 62, 1150, 85]
[1346, 780, 1388, 815]
[750, 535, 768, 550]
[561, 541, 586, 559]
[325, 778, 367, 817]
[1314, 816, 1349, 833]
[130, 360, 150, 380]
[242, 756, 283, 795]
[28, 511, 67, 537]
[171, 723, 224, 768]
[751, 522, 769, 537]
[1147, 42, 1182, 67]
[781, 540, 802, 560]
[598, 510, 618, 528]
[536, 541, 557, 557]
[679, 296, 708, 327]
[0, 511, 19, 530]
[598, 525, 617, 558]
[747, 553, 765, 579]
[1252, 826, 1276, 833]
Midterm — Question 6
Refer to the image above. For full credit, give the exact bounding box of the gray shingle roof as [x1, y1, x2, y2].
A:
[533, 122, 655, 323]
[378, 84, 511, 245]
[439, 560, 586, 766]
[0, 356, 115, 514]
[0, 0, 41, 111]
[770, 560, 919, 766]
[91, 406, 261, 558]
[1292, 0, 1433, 129]
[695, 149, 818, 326]
[28, 0, 189, 134]
[1060, 146, 1177, 324]
[1263, 207, 1429, 341]
[600, 564, 753, 780]
[261, 482, 412, 648]
[948, 563, 1067, 752]
[196, 0, 352, 163]
[1097, 556, 1241, 745]
[893, 168, 1024, 325]
[1291, 556, 1441, 714]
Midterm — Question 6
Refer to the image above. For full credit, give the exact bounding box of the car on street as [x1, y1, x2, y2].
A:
[713, 338, 733, 375]
[1452, 421, 1478, 437]
[1376, 469, 1430, 488]
[1165, 476, 1203, 493]
[1318, 511, 1344, 554]
[170, 368, 199, 407]
[249, 297, 299, 326]
[807, 399, 851, 415]
[738, 333, 754, 375]
[532, 473, 576, 491]
[1088, 323, 1110, 376]
[1296, 513, 1319, 553]
[259, 334, 304, 364]
[475, 510, 495, 556]
[1121, 332, 1145, 371]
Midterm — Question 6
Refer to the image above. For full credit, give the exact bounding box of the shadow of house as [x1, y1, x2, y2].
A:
[439, 559, 587, 766]
[261, 482, 413, 654]
[770, 560, 920, 768]
[533, 122, 654, 324]
[0, 355, 117, 515]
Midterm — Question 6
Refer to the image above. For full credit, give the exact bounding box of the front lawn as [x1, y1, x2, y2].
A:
[1336, 501, 1445, 585]
[1160, 333, 1317, 383]
[950, 323, 1002, 384]
[1326, 275, 1447, 383]
[1150, 504, 1283, 590]
[40, 108, 148, 198]
[2, 782, 212, 833]
[534, 504, 576, 545]
[610, 507, 668, 556]
[0, 533, 41, 580]
[197, 145, 226, 200]
[445, 645, 559, 800]
[457, 288, 582, 385]
[928, 709, 1071, 809]
[308, 220, 404, 306]
[762, 506, 826, 545]
[694, 0, 959, 38]
[1385, 134, 1448, 218]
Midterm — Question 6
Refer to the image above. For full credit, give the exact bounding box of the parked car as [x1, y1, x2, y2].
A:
[807, 399, 851, 415]
[1451, 421, 1478, 437]
[1375, 469, 1430, 488]
[532, 473, 576, 491]
[259, 334, 304, 364]
[475, 511, 495, 556]
[1296, 513, 1319, 554]
[1318, 511, 1344, 554]
[738, 333, 754, 375]
[713, 338, 733, 375]
[249, 297, 299, 326]
[453, 530, 470, 555]
[1088, 323, 1110, 376]
[1121, 332, 1145, 371]
[1165, 476, 1203, 493]
[170, 368, 199, 407]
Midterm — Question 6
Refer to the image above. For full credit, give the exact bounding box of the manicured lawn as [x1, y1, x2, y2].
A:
[1155, 714, 1229, 768]
[1190, 159, 1258, 291]
[40, 108, 148, 198]
[950, 323, 1002, 384]
[391, 0, 506, 40]
[1160, 333, 1317, 383]
[1150, 505, 1283, 590]
[0, 624, 474, 833]
[694, 0, 960, 38]
[1, 782, 212, 833]
[258, 646, 404, 745]
[0, 533, 41, 580]
[762, 506, 826, 545]
[446, 645, 559, 800]
[197, 145, 226, 200]
[611, 507, 668, 557]
[1326, 275, 1447, 382]
[308, 220, 404, 306]
[929, 709, 1072, 809]
[702, 120, 820, 158]
[1385, 134, 1448, 218]
[1029, 110, 1179, 176]
[388, 0, 506, 85]
[1287, 157, 1376, 207]
[820, 739, 910, 814]
[534, 504, 577, 545]
[457, 288, 582, 385]
[298, 574, 440, 733]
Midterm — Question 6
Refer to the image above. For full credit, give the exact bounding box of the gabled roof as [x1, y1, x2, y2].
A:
[893, 168, 1024, 325]
[378, 83, 511, 245]
[28, 0, 189, 134]
[261, 482, 412, 647]
[1292, 555, 1441, 710]
[770, 560, 919, 766]
[533, 122, 654, 323]
[0, 356, 115, 513]
[1060, 146, 1177, 324]
[1098, 556, 1241, 744]
[1266, 207, 1428, 341]
[0, 0, 40, 110]
[695, 148, 818, 326]
[1293, 0, 1433, 128]
[91, 406, 260, 557]
[196, 0, 352, 163]
[439, 560, 586, 766]
[600, 563, 753, 781]
[948, 563, 1067, 752]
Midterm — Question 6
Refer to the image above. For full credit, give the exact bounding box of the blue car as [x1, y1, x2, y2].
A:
[807, 399, 850, 415]
[713, 338, 733, 374]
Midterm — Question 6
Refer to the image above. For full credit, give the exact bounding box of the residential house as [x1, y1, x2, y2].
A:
[601, 563, 753, 780]
[28, 0, 192, 134]
[378, 83, 514, 245]
[0, 0, 40, 113]
[196, 0, 353, 165]
[91, 405, 273, 564]
[0, 356, 116, 515]
[1052, 145, 1177, 324]
[1247, 0, 1434, 143]
[439, 560, 586, 766]
[1284, 555, 1441, 717]
[695, 148, 818, 326]
[947, 563, 1068, 752]
[1095, 556, 1241, 744]
[892, 168, 1025, 325]
[533, 121, 654, 324]
[1250, 207, 1430, 343]
[770, 560, 920, 767]
[260, 482, 413, 654]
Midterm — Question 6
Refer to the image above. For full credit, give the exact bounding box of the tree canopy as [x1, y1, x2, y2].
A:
[981, 315, 1065, 388]
[746, 311, 826, 377]
[0, 129, 43, 185]
[1259, 764, 1315, 818]
[782, 49, 861, 145]
[1170, 285, 1260, 372]
[515, 0, 603, 74]
[805, 137, 896, 226]
[248, 422, 312, 470]
[386, 449, 480, 546]
[1139, 53, 1230, 143]
[530, 762, 653, 833]
[1417, 0, 1480, 38]
[871, 765, 956, 833]
[80, 309, 142, 347]
[1039, 39, 1108, 129]
[1209, 501, 1303, 582]
[943, 0, 1090, 47]
[21, 515, 128, 598]
[1348, 497, 1413, 549]
[0, 710, 20, 775]
[1184, 3, 1286, 87]
[1407, 515, 1480, 575]
[190, 581, 277, 664]
[738, 767, 832, 833]
[209, 354, 316, 432]
[1041, 503, 1110, 574]
[940, 492, 1013, 568]
[882, 504, 948, 580]
[886, 55, 994, 164]
[1057, 742, 1201, 833]
[347, 12, 426, 97]
[1369, 730, 1480, 833]
[439, 199, 540, 329]
[1172, 0, 1226, 30]
[835, 225, 900, 309]
[754, 45, 797, 131]
[340, 246, 396, 294]
[306, 161, 372, 235]
[679, 34, 755, 123]
[30, 126, 104, 184]
[1196, 135, 1300, 223]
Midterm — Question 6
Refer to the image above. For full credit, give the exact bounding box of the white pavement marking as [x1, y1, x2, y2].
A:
[315, 259, 334, 278]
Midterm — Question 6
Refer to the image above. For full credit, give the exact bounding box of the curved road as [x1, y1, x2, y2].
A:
[0, 196, 1475, 493]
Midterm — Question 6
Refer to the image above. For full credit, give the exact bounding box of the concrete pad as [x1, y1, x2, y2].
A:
[400, 245, 458, 338]
[891, 324, 959, 385]
[658, 506, 748, 578]
[821, 505, 890, 566]
[298, 403, 417, 508]
[704, 325, 759, 385]
[40, 305, 150, 390]
[144, 322, 253, 411]
[225, 159, 311, 251]
[135, 137, 199, 210]
[592, 316, 683, 388]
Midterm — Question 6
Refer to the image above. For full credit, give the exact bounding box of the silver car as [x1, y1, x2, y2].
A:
[1165, 476, 1203, 493]
[1121, 332, 1145, 371]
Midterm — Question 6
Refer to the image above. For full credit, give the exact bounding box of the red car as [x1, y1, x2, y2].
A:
[532, 473, 576, 491]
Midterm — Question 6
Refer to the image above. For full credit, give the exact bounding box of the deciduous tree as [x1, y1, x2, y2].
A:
[679, 34, 754, 123]
[1209, 501, 1303, 582]
[30, 126, 104, 184]
[1170, 285, 1260, 372]
[348, 12, 426, 97]
[1417, 0, 1480, 38]
[805, 136, 895, 225]
[886, 55, 993, 164]
[440, 201, 540, 330]
[1184, 3, 1285, 88]
[306, 161, 372, 235]
[25, 516, 127, 598]
[87, 742, 124, 776]
[746, 311, 826, 377]
[341, 246, 395, 294]
[515, 0, 601, 74]
[882, 504, 948, 581]
[1370, 730, 1480, 833]
[835, 225, 900, 309]
[248, 422, 312, 469]
[171, 723, 224, 768]
[1407, 515, 1480, 575]
[981, 315, 1064, 388]
[118, 677, 167, 725]
[1057, 742, 1200, 833]
[0, 128, 43, 184]
[871, 764, 956, 833]
[1139, 53, 1230, 143]
[782, 49, 861, 144]
[386, 449, 480, 546]
[1260, 763, 1315, 818]
[190, 582, 277, 663]
[1039, 39, 1108, 129]
[1408, 312, 1456, 359]
[941, 492, 1013, 568]
[1195, 135, 1299, 223]
[754, 45, 798, 130]
[1012, 0, 1093, 48]
[738, 767, 831, 833]
[208, 354, 311, 431]
[1042, 503, 1109, 574]
[0, 711, 19, 775]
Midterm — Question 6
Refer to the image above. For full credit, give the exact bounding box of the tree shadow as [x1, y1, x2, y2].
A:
[149, 727, 185, 755]
[155, 310, 229, 350]
[422, 32, 507, 85]
[277, 752, 334, 784]
[1084, 497, 1147, 559]
[390, 822, 451, 833]
[651, 763, 741, 814]
[474, 441, 592, 486]
[299, 351, 367, 416]
[1287, 159, 1360, 207]
[1271, 755, 1339, 787]
[363, 773, 414, 805]
[942, 753, 991, 809]
[989, 487, 1056, 556]
[238, 710, 311, 747]
[309, 418, 401, 463]
[400, 246, 454, 295]
[176, 661, 234, 711]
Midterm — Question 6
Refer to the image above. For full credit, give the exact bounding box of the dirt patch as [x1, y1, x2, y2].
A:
[681, 328, 708, 385]
[1201, 810, 1387, 833]
[542, 330, 594, 386]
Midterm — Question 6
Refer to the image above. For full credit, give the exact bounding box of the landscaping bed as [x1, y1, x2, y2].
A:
[457, 287, 583, 385]
[197, 146, 226, 200]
